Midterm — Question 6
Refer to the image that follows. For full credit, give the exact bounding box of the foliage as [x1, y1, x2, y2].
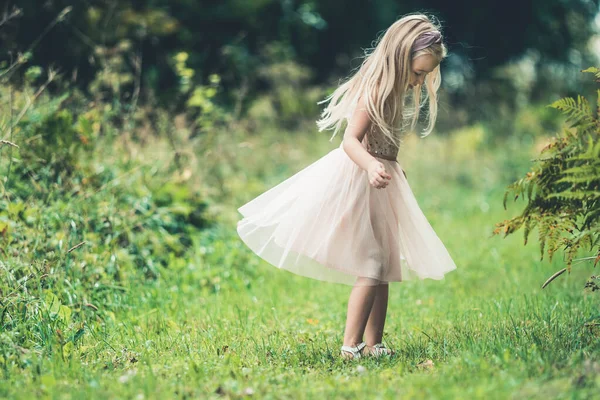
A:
[0, 27, 259, 372]
[3, 0, 599, 124]
[253, 53, 325, 128]
[172, 52, 231, 133]
[494, 67, 600, 288]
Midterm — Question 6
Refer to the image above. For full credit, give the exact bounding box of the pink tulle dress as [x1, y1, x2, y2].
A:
[236, 120, 457, 286]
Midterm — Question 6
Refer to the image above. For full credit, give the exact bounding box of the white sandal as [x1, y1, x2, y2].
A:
[369, 343, 394, 357]
[340, 341, 367, 359]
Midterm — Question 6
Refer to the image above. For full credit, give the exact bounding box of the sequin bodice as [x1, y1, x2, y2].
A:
[362, 126, 399, 162]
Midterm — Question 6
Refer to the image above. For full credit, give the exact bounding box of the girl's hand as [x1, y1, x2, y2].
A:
[367, 159, 392, 189]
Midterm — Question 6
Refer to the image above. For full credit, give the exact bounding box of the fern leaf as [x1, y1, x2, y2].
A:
[538, 218, 548, 261]
[526, 182, 534, 201]
[550, 95, 593, 127]
[582, 67, 600, 82]
[547, 191, 600, 200]
[524, 217, 531, 245]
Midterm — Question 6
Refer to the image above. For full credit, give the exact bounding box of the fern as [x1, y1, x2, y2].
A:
[494, 66, 600, 289]
[549, 95, 595, 129]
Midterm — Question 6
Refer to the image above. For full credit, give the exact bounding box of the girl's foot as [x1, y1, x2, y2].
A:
[365, 343, 395, 357]
[340, 341, 367, 360]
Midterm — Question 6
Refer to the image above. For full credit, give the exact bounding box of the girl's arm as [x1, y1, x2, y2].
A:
[342, 96, 392, 186]
[342, 96, 377, 171]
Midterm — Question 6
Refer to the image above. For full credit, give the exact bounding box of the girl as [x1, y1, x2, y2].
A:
[237, 13, 457, 360]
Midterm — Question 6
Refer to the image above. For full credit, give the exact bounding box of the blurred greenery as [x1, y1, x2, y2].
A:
[2, 0, 599, 131]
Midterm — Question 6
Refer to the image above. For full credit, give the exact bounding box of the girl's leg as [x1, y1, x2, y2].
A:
[342, 277, 379, 350]
[364, 282, 390, 348]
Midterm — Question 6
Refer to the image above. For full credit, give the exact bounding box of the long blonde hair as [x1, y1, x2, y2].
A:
[316, 13, 447, 147]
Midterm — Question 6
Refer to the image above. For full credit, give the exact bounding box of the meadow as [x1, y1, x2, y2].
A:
[2, 112, 599, 399]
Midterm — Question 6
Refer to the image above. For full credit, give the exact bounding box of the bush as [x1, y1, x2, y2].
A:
[0, 57, 225, 370]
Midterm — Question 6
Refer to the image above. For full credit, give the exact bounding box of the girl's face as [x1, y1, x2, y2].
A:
[408, 54, 439, 88]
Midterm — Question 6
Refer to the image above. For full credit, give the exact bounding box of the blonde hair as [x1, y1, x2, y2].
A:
[316, 13, 447, 147]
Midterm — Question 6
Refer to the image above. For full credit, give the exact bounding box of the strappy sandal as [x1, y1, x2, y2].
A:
[340, 341, 367, 360]
[368, 343, 394, 357]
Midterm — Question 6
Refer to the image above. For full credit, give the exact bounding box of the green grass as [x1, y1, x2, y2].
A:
[1, 123, 599, 399]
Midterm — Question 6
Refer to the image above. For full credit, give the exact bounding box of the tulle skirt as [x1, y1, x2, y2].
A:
[236, 142, 457, 286]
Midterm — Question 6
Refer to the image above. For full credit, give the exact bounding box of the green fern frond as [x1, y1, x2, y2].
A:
[565, 136, 600, 160]
[582, 67, 600, 81]
[539, 218, 550, 260]
[557, 163, 600, 183]
[547, 190, 600, 200]
[526, 178, 535, 201]
[556, 175, 600, 184]
[549, 95, 594, 127]
[523, 217, 531, 245]
[496, 66, 600, 287]
[523, 216, 540, 246]
[583, 210, 600, 230]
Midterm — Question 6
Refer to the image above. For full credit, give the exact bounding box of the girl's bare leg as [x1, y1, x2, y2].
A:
[364, 282, 389, 347]
[342, 277, 379, 355]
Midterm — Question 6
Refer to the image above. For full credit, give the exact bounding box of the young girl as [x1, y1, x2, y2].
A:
[236, 13, 457, 360]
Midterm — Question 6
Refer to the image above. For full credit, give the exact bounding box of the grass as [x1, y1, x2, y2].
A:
[1, 121, 599, 399]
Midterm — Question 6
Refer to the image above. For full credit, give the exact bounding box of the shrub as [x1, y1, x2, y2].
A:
[493, 67, 600, 290]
